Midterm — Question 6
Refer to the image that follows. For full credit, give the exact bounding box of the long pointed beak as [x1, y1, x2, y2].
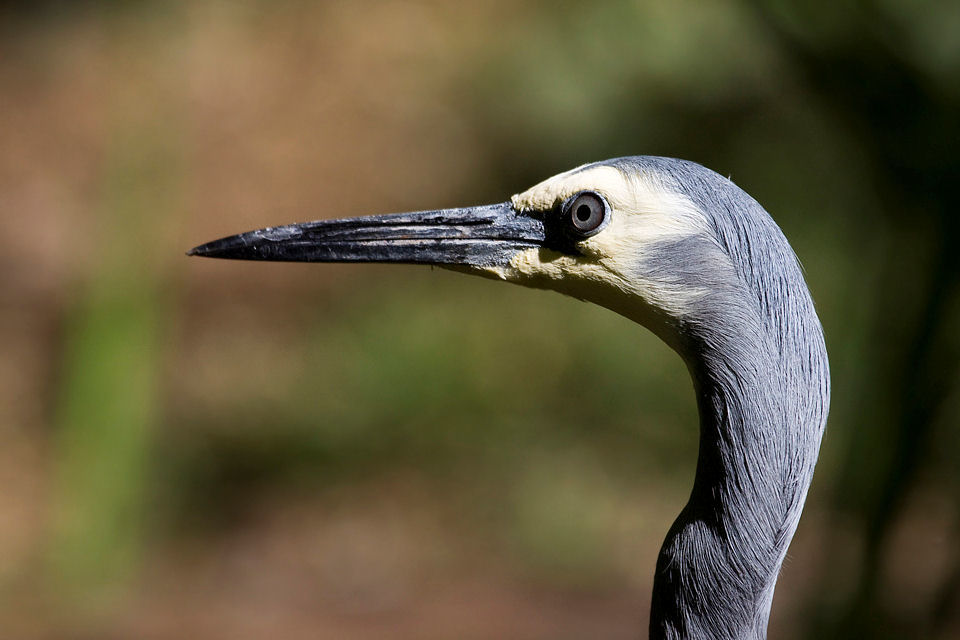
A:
[188, 202, 545, 268]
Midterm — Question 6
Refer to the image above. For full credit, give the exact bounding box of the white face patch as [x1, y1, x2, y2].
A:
[475, 163, 725, 331]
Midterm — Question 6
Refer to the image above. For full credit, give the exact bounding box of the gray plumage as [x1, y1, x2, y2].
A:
[608, 158, 829, 639]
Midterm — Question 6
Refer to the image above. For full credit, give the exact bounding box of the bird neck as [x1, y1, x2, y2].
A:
[649, 293, 829, 640]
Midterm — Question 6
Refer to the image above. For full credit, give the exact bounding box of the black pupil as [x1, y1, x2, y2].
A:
[576, 204, 593, 222]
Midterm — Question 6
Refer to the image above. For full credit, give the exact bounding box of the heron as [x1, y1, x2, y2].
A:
[189, 156, 829, 640]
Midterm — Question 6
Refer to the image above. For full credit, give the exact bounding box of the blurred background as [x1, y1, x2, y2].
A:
[1, 0, 958, 638]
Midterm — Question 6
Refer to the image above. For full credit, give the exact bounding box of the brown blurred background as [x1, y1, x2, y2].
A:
[1, 1, 958, 638]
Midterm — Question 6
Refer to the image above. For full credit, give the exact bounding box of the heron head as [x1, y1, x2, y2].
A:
[190, 157, 752, 352]
[486, 160, 742, 348]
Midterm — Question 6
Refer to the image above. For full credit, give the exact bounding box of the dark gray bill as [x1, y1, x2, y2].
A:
[188, 201, 545, 268]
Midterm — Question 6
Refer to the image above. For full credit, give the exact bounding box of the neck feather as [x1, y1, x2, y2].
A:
[649, 282, 829, 640]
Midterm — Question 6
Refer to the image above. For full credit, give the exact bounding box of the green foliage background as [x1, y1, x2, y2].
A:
[0, 1, 957, 638]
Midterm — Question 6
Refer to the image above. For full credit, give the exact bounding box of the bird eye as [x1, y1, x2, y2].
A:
[564, 191, 608, 238]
